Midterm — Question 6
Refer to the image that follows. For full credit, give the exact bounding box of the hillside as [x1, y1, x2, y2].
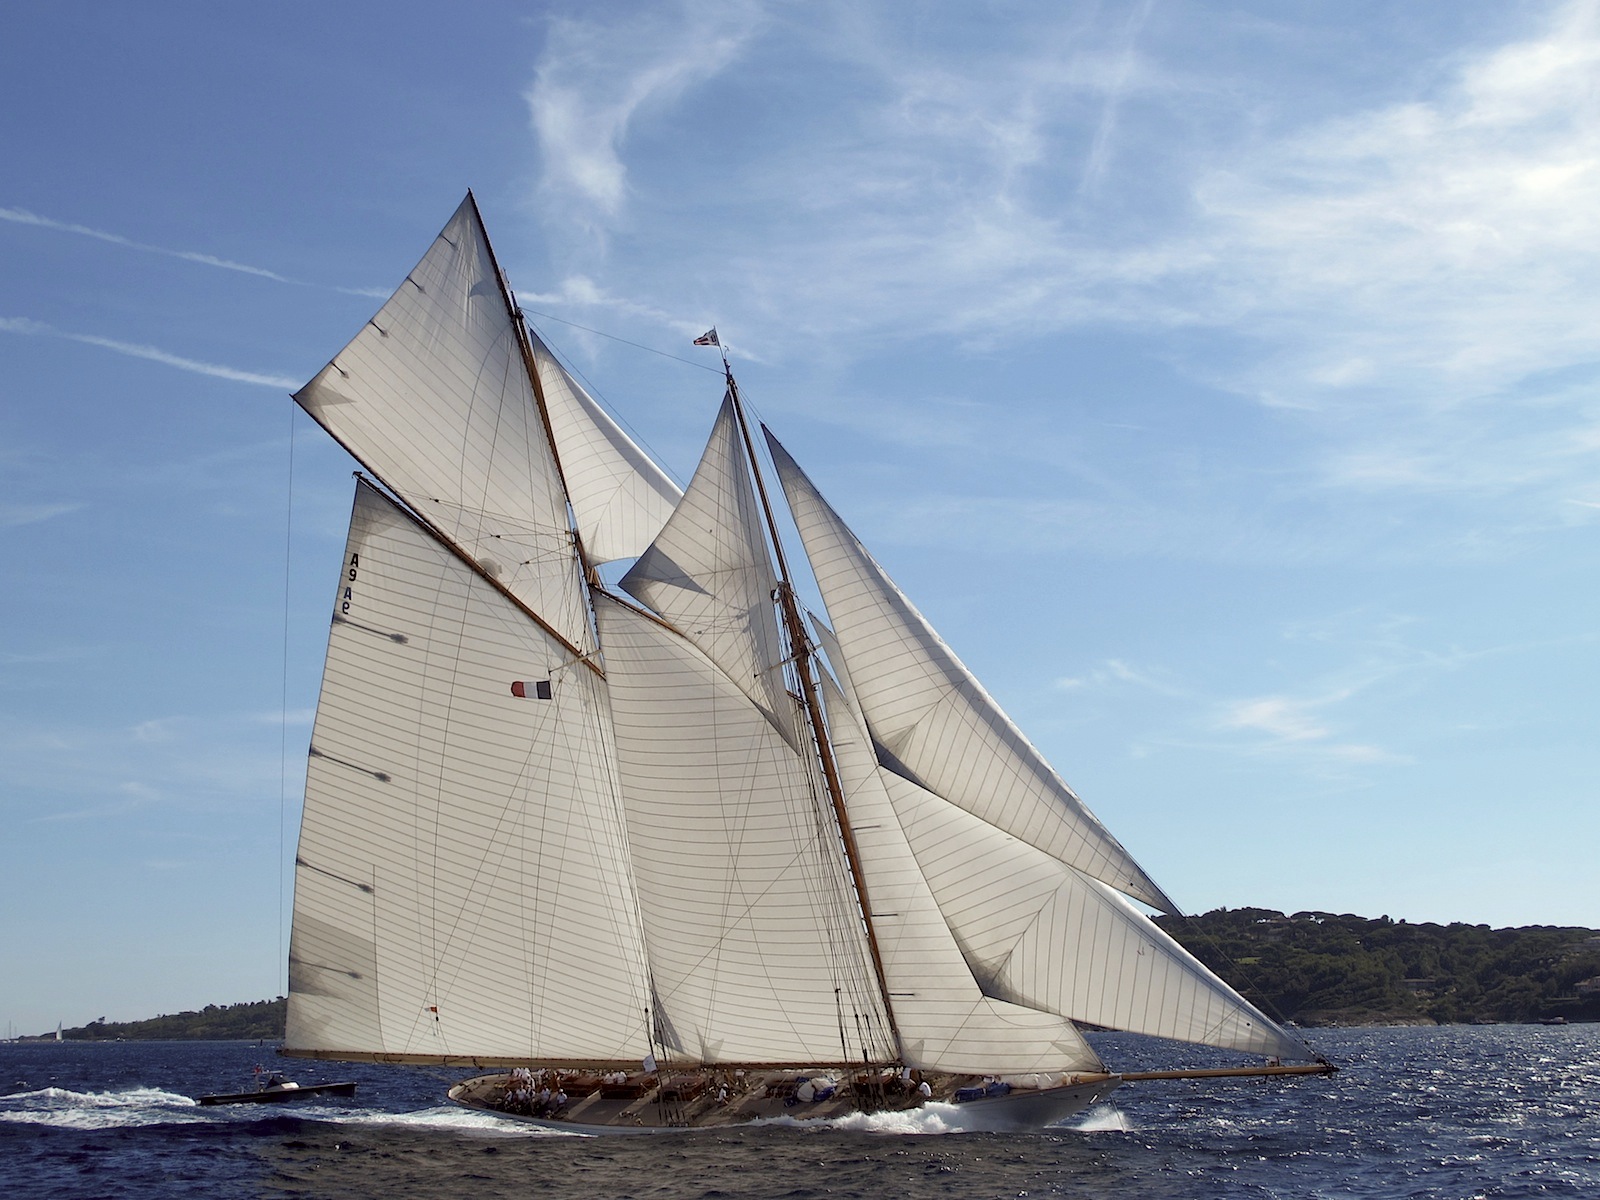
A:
[53, 998, 286, 1042]
[37, 911, 1600, 1039]
[1158, 909, 1600, 1025]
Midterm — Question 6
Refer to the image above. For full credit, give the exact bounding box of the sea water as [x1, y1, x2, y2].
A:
[2, 1025, 1596, 1198]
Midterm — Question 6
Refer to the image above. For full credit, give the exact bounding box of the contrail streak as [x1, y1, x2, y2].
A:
[0, 317, 300, 389]
[0, 206, 387, 297]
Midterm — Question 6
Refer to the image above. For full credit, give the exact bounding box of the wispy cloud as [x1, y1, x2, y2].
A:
[0, 317, 299, 389]
[0, 205, 386, 297]
[0, 502, 85, 529]
[1056, 657, 1185, 697]
[525, 1, 762, 232]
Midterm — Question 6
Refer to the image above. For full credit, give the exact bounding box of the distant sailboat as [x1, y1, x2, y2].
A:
[280, 194, 1331, 1131]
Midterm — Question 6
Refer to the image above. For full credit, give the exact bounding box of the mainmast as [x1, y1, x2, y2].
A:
[714, 348, 902, 1062]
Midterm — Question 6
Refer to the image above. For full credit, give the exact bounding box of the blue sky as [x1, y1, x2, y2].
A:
[3, 1, 1597, 1034]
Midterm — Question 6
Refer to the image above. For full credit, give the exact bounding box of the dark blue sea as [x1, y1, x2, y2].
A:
[3, 1025, 1596, 1198]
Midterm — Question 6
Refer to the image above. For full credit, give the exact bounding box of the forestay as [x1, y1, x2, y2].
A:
[286, 481, 652, 1062]
[293, 195, 593, 655]
[767, 431, 1176, 914]
[596, 593, 890, 1065]
[527, 328, 682, 565]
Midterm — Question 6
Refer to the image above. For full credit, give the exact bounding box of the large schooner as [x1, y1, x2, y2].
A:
[281, 194, 1332, 1132]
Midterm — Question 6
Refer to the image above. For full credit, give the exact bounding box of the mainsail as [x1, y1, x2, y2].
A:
[286, 480, 651, 1061]
[284, 194, 1322, 1104]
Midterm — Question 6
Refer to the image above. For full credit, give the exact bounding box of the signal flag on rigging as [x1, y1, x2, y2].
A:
[511, 680, 552, 700]
[693, 328, 719, 347]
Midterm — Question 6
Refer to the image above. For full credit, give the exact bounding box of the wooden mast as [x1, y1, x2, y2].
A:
[718, 353, 903, 1063]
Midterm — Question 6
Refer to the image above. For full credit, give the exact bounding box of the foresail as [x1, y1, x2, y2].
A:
[620, 396, 797, 745]
[595, 593, 890, 1065]
[293, 195, 592, 655]
[528, 328, 682, 564]
[766, 430, 1175, 914]
[286, 480, 652, 1062]
[822, 676, 1103, 1076]
[884, 774, 1310, 1062]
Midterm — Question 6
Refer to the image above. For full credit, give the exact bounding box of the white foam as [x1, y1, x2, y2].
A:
[1073, 1104, 1135, 1132]
[0, 1086, 204, 1130]
[336, 1105, 569, 1137]
[747, 1101, 982, 1136]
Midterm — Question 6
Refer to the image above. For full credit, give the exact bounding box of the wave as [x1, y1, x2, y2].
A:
[335, 1105, 563, 1137]
[0, 1086, 203, 1130]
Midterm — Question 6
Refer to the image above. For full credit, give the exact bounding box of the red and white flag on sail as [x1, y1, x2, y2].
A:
[693, 328, 719, 347]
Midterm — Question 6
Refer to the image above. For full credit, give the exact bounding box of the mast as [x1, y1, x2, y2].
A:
[467, 190, 601, 592]
[718, 354, 902, 1061]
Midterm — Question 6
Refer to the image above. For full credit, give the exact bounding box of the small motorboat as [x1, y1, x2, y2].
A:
[198, 1069, 358, 1106]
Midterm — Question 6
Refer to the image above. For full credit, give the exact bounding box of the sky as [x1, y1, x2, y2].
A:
[2, 1, 1597, 1035]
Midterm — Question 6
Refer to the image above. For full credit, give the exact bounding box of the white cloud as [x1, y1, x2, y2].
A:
[526, 3, 761, 230]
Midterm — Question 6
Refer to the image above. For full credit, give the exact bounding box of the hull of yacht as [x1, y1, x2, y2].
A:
[446, 1069, 1121, 1133]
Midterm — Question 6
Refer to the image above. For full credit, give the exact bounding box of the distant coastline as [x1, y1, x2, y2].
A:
[16, 909, 1599, 1041]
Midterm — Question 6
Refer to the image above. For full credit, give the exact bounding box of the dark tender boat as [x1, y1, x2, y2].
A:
[198, 1071, 358, 1106]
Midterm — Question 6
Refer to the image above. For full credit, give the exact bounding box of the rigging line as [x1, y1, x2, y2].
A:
[278, 400, 297, 1000]
[523, 319, 690, 491]
[522, 307, 724, 375]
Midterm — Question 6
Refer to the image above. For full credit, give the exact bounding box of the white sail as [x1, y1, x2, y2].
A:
[766, 431, 1175, 914]
[528, 329, 683, 564]
[620, 396, 797, 745]
[293, 194, 593, 656]
[822, 675, 1104, 1076]
[595, 593, 890, 1065]
[286, 480, 652, 1061]
[881, 771, 1309, 1062]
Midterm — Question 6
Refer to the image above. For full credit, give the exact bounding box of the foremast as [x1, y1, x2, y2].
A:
[716, 351, 903, 1067]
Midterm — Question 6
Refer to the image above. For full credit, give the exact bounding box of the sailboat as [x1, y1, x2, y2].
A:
[280, 193, 1332, 1132]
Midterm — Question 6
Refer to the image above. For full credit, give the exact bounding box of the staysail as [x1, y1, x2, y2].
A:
[878, 766, 1309, 1061]
[766, 430, 1176, 914]
[821, 674, 1104, 1076]
[286, 480, 652, 1061]
[527, 328, 682, 565]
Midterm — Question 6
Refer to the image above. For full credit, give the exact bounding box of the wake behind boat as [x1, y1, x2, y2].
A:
[276, 193, 1332, 1131]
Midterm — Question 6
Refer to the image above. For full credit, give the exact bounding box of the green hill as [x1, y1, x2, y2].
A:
[58, 997, 286, 1041]
[41, 911, 1600, 1039]
[1157, 909, 1600, 1025]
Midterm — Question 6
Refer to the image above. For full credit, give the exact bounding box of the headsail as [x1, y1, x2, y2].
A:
[527, 328, 682, 565]
[766, 430, 1176, 914]
[822, 674, 1104, 1076]
[881, 767, 1310, 1062]
[293, 194, 593, 655]
[286, 480, 652, 1062]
